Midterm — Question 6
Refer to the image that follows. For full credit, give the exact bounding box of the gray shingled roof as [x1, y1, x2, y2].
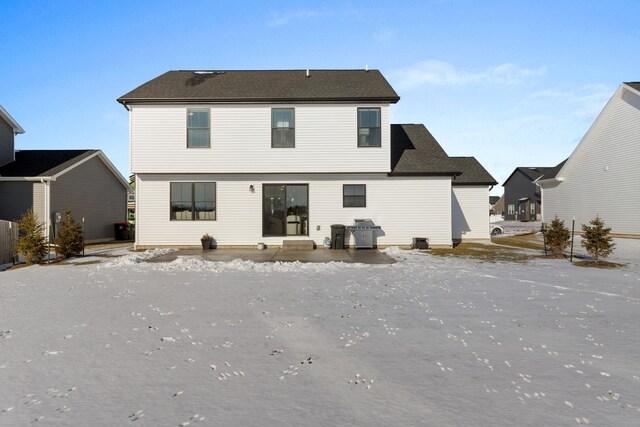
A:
[390, 124, 497, 184]
[390, 124, 459, 176]
[624, 82, 640, 92]
[450, 157, 498, 186]
[0, 150, 96, 177]
[502, 159, 568, 185]
[118, 70, 400, 104]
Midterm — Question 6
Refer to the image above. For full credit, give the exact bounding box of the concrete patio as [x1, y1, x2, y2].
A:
[146, 247, 396, 264]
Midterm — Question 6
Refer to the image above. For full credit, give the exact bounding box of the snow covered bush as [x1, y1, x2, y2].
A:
[544, 215, 571, 255]
[581, 216, 615, 261]
[15, 208, 47, 264]
[55, 210, 84, 259]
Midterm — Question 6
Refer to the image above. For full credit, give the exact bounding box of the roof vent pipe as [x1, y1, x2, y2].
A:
[306, 69, 310, 78]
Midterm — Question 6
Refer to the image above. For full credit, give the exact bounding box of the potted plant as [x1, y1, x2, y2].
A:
[201, 233, 212, 250]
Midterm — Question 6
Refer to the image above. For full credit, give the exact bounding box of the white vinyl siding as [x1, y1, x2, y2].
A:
[542, 85, 640, 236]
[130, 104, 390, 174]
[135, 173, 452, 248]
[452, 186, 490, 240]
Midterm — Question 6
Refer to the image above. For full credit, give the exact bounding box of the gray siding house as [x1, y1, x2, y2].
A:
[0, 107, 131, 242]
[0, 106, 24, 168]
[0, 150, 131, 242]
[501, 162, 565, 221]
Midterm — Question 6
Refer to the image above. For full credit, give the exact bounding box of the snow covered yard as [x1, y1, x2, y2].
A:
[1, 242, 640, 426]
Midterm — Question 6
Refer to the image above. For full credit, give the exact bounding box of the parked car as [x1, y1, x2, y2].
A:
[490, 224, 504, 236]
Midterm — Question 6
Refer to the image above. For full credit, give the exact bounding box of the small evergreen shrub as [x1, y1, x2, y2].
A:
[581, 216, 615, 261]
[55, 210, 84, 259]
[545, 215, 571, 255]
[15, 208, 47, 264]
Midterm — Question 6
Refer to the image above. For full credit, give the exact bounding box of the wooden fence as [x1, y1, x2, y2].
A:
[0, 220, 19, 265]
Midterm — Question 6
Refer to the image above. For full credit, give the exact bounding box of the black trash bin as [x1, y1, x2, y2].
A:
[114, 222, 130, 240]
[330, 224, 346, 250]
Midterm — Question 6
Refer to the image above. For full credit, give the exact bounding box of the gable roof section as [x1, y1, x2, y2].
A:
[502, 163, 565, 187]
[0, 150, 130, 190]
[389, 124, 497, 185]
[0, 150, 96, 177]
[450, 157, 498, 186]
[542, 82, 639, 184]
[0, 105, 25, 134]
[390, 124, 459, 176]
[118, 69, 400, 104]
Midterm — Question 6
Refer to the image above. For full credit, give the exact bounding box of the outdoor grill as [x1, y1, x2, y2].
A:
[347, 219, 381, 249]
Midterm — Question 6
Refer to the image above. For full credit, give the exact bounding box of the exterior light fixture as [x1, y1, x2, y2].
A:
[249, 185, 255, 193]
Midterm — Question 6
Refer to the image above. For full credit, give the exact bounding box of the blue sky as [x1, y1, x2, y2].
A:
[2, 1, 639, 194]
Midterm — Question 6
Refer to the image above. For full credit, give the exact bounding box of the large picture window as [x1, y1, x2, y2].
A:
[171, 182, 216, 220]
[343, 185, 366, 207]
[187, 109, 210, 148]
[272, 108, 295, 148]
[357, 108, 381, 147]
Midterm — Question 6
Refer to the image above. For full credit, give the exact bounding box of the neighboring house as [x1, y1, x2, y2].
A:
[118, 69, 496, 249]
[0, 150, 130, 242]
[489, 196, 500, 215]
[492, 194, 505, 217]
[501, 163, 564, 221]
[0, 105, 25, 167]
[538, 82, 640, 236]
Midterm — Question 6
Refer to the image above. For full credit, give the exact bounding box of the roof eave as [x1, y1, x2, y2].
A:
[537, 177, 564, 185]
[117, 96, 400, 105]
[388, 171, 461, 177]
[0, 105, 25, 134]
[453, 181, 498, 186]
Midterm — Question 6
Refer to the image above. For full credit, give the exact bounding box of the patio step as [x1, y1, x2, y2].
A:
[282, 240, 315, 251]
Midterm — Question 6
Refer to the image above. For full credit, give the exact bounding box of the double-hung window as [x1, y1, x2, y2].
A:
[272, 108, 295, 148]
[187, 109, 210, 148]
[507, 204, 515, 215]
[343, 185, 366, 207]
[357, 108, 381, 147]
[170, 182, 216, 220]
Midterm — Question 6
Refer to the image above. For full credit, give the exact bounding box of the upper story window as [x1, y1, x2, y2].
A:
[170, 182, 216, 220]
[187, 109, 210, 148]
[357, 108, 381, 147]
[343, 184, 366, 207]
[272, 108, 295, 148]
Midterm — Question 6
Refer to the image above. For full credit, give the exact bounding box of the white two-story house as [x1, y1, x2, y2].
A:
[118, 69, 496, 249]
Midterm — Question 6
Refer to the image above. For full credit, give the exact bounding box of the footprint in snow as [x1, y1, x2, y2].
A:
[129, 410, 144, 421]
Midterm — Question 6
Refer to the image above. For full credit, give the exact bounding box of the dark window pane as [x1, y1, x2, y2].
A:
[188, 129, 209, 147]
[358, 109, 368, 127]
[188, 110, 209, 128]
[343, 185, 366, 207]
[369, 109, 380, 126]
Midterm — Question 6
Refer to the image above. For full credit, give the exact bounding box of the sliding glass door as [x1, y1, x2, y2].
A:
[263, 184, 308, 236]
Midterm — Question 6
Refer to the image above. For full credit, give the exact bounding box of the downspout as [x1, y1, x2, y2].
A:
[40, 178, 51, 252]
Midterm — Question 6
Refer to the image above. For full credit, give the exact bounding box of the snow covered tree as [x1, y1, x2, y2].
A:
[545, 215, 571, 255]
[55, 210, 84, 259]
[581, 216, 615, 261]
[15, 208, 47, 264]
